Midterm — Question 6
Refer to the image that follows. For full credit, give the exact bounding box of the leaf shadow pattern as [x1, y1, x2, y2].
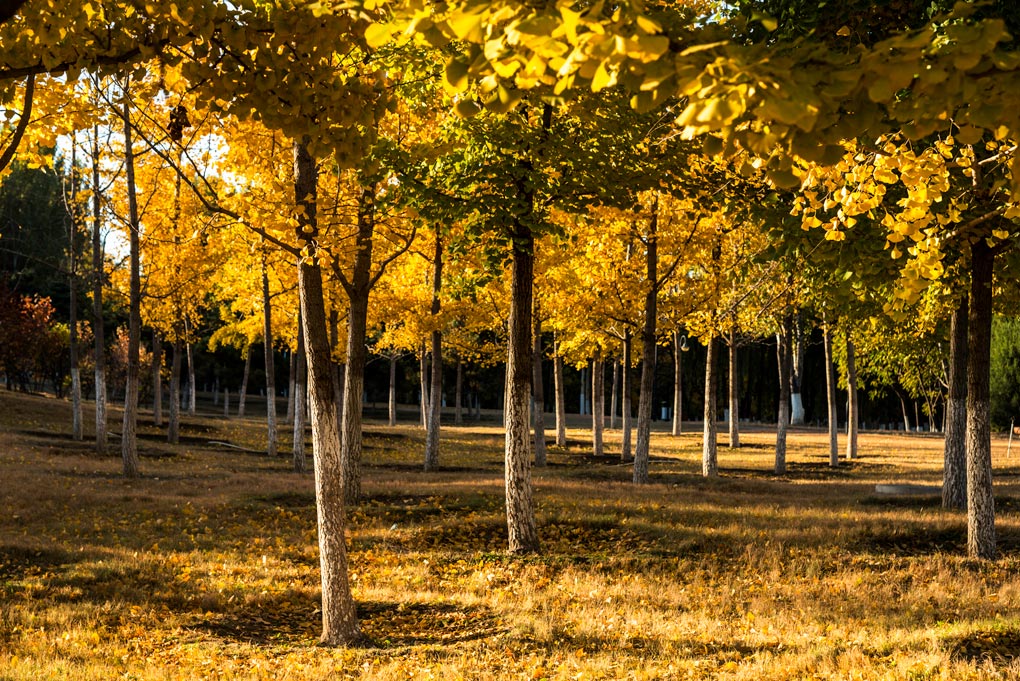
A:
[947, 627, 1020, 666]
[358, 600, 507, 647]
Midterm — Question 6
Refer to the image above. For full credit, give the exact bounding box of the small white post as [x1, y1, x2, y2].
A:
[1008, 418, 1015, 459]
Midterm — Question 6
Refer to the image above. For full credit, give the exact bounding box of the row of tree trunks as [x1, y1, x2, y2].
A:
[151, 333, 162, 427]
[262, 255, 278, 457]
[388, 354, 398, 426]
[91, 126, 108, 455]
[532, 311, 547, 466]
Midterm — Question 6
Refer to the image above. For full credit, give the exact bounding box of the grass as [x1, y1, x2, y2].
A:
[3, 391, 1020, 679]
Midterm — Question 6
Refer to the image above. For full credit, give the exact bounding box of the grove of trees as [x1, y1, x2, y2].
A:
[4, 0, 1020, 646]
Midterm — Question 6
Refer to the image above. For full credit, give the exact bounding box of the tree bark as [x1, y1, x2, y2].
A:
[388, 354, 398, 427]
[897, 389, 912, 432]
[293, 312, 307, 473]
[504, 223, 540, 553]
[337, 184, 377, 506]
[610, 359, 619, 430]
[944, 295, 968, 510]
[120, 86, 141, 478]
[455, 357, 463, 426]
[592, 356, 604, 458]
[262, 256, 278, 457]
[775, 315, 793, 475]
[728, 325, 740, 448]
[67, 148, 82, 441]
[294, 138, 359, 644]
[151, 332, 162, 427]
[966, 241, 995, 559]
[90, 126, 107, 455]
[419, 341, 428, 429]
[672, 329, 683, 437]
[846, 336, 858, 461]
[790, 312, 806, 425]
[186, 340, 196, 416]
[238, 344, 250, 417]
[621, 331, 633, 462]
[532, 310, 547, 466]
[823, 323, 838, 467]
[703, 335, 718, 477]
[424, 230, 443, 472]
[633, 201, 658, 484]
[554, 341, 566, 447]
[169, 338, 181, 444]
[286, 350, 296, 424]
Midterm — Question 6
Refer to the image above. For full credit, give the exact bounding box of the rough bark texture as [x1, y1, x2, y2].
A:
[943, 296, 968, 511]
[728, 326, 739, 448]
[294, 139, 359, 644]
[621, 332, 633, 462]
[775, 316, 793, 475]
[120, 92, 141, 479]
[592, 357, 605, 458]
[419, 344, 428, 429]
[703, 335, 718, 477]
[505, 227, 539, 553]
[238, 345, 250, 417]
[292, 314, 307, 473]
[261, 260, 278, 457]
[966, 241, 996, 559]
[169, 339, 181, 444]
[553, 347, 566, 447]
[424, 232, 443, 472]
[532, 312, 547, 467]
[91, 127, 107, 455]
[388, 355, 398, 427]
[823, 324, 839, 467]
[672, 330, 683, 437]
[151, 332, 162, 427]
[633, 205, 657, 485]
[338, 185, 376, 506]
[845, 337, 858, 461]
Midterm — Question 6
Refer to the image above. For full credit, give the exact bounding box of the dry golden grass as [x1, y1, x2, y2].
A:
[3, 390, 1020, 679]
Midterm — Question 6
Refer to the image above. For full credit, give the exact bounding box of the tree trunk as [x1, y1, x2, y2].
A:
[293, 312, 307, 473]
[610, 359, 619, 430]
[419, 341, 428, 429]
[169, 338, 181, 444]
[455, 357, 463, 426]
[703, 335, 718, 477]
[621, 331, 633, 462]
[944, 295, 968, 510]
[504, 223, 539, 553]
[554, 341, 566, 447]
[388, 354, 398, 427]
[790, 312, 806, 425]
[90, 126, 107, 455]
[68, 154, 82, 441]
[592, 356, 604, 458]
[532, 310, 547, 466]
[846, 336, 858, 461]
[424, 230, 443, 472]
[186, 340, 196, 416]
[823, 324, 838, 467]
[338, 184, 378, 506]
[151, 332, 162, 427]
[238, 344, 250, 417]
[286, 349, 296, 424]
[328, 307, 343, 429]
[728, 325, 739, 448]
[897, 389, 912, 432]
[775, 315, 793, 475]
[634, 202, 658, 484]
[223, 389, 229, 417]
[672, 329, 683, 437]
[120, 87, 141, 478]
[294, 138, 359, 644]
[262, 257, 278, 457]
[966, 240, 995, 559]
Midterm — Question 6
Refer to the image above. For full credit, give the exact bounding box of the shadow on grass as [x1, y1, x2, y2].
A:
[947, 626, 1020, 666]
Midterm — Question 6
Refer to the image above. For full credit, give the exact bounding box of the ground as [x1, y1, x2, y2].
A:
[2, 390, 1020, 679]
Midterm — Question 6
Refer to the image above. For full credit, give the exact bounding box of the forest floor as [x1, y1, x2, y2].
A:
[3, 390, 1020, 679]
